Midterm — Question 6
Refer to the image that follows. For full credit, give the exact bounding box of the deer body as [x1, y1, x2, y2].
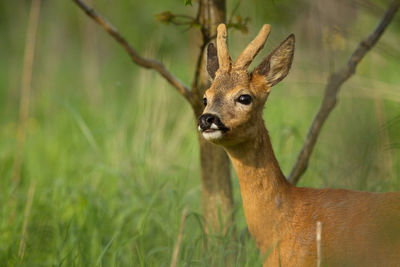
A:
[198, 24, 400, 266]
[228, 122, 400, 266]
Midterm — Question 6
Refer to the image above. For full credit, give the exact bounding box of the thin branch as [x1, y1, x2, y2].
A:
[8, 0, 41, 226]
[18, 180, 36, 262]
[170, 207, 189, 267]
[11, 0, 41, 188]
[191, 0, 214, 112]
[175, 14, 197, 20]
[228, 0, 242, 24]
[289, 0, 400, 185]
[170, 14, 197, 26]
[191, 41, 208, 97]
[155, 11, 197, 26]
[316, 221, 322, 267]
[72, 0, 193, 104]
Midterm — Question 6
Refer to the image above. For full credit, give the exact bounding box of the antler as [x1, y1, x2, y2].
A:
[216, 24, 232, 72]
[233, 24, 271, 70]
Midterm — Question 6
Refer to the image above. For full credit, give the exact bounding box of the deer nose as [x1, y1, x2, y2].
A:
[198, 113, 218, 131]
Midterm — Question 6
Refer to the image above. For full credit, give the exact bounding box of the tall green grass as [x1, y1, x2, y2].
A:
[1, 0, 400, 266]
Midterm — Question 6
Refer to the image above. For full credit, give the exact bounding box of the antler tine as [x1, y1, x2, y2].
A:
[233, 24, 271, 70]
[216, 24, 232, 71]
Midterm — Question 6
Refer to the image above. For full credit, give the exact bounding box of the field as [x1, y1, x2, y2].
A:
[1, 0, 399, 266]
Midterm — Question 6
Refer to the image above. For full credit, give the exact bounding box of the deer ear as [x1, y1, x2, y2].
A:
[252, 34, 295, 88]
[207, 43, 219, 79]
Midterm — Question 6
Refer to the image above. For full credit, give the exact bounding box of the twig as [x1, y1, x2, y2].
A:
[18, 180, 36, 262]
[228, 0, 242, 25]
[191, 41, 208, 105]
[374, 98, 393, 179]
[288, 0, 400, 185]
[8, 0, 41, 227]
[191, 0, 210, 102]
[316, 221, 322, 267]
[155, 11, 197, 27]
[170, 207, 189, 267]
[11, 0, 41, 188]
[72, 0, 193, 104]
[170, 15, 197, 26]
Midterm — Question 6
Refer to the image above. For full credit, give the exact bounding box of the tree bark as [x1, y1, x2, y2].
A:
[193, 0, 234, 234]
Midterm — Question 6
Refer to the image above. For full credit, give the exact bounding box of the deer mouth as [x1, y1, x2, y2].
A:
[198, 123, 229, 141]
[202, 128, 223, 140]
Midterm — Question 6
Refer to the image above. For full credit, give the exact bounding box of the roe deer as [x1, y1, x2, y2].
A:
[198, 24, 400, 266]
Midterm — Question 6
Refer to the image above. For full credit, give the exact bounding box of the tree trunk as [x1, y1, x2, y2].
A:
[193, 0, 234, 234]
[198, 135, 233, 234]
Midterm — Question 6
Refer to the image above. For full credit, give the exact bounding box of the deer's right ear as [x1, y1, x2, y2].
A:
[207, 43, 219, 79]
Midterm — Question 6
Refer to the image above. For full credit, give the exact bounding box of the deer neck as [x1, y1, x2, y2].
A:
[225, 123, 294, 250]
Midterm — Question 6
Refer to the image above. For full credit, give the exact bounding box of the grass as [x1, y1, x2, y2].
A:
[1, 1, 400, 266]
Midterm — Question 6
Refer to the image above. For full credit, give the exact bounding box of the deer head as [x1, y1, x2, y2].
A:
[198, 24, 295, 147]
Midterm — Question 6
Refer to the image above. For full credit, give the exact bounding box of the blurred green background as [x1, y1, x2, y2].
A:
[1, 0, 399, 265]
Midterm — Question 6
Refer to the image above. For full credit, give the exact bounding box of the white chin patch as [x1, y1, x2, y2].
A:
[202, 130, 223, 141]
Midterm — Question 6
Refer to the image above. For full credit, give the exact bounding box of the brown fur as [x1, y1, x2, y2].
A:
[201, 24, 400, 266]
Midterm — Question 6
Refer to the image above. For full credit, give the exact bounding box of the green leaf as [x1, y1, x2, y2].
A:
[184, 0, 192, 6]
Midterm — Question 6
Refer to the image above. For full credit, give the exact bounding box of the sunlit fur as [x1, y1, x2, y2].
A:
[200, 24, 400, 266]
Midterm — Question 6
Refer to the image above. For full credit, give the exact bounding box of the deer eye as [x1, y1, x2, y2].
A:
[237, 94, 252, 105]
[203, 97, 207, 107]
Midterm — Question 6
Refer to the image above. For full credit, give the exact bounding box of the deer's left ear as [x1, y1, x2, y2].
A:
[251, 34, 295, 89]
